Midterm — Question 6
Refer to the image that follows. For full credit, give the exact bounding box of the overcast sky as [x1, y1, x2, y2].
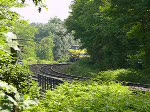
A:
[15, 0, 73, 23]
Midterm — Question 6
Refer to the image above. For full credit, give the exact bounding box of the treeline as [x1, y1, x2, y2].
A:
[66, 0, 150, 70]
[14, 18, 79, 64]
[32, 18, 79, 62]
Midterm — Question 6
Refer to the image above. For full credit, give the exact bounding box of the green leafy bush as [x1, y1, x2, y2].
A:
[0, 50, 40, 98]
[0, 80, 20, 112]
[0, 50, 40, 111]
[25, 82, 150, 112]
[0, 50, 12, 66]
[94, 69, 150, 84]
[0, 81, 38, 112]
[26, 81, 40, 99]
[1, 64, 32, 93]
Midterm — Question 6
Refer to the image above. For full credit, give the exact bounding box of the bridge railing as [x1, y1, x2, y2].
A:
[37, 73, 64, 92]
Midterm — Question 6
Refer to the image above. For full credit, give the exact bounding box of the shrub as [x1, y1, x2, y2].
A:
[25, 82, 150, 112]
[0, 81, 38, 112]
[0, 50, 40, 98]
[1, 63, 33, 94]
[94, 69, 150, 84]
[65, 59, 150, 84]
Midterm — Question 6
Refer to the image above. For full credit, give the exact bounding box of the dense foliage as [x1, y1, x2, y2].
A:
[25, 82, 150, 112]
[0, 81, 38, 112]
[0, 50, 40, 97]
[66, 0, 150, 70]
[36, 36, 54, 61]
[13, 20, 38, 60]
[0, 0, 23, 50]
[0, 48, 40, 111]
[0, 1, 41, 111]
[32, 18, 79, 62]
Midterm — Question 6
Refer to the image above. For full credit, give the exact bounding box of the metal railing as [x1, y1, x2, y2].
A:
[37, 73, 64, 92]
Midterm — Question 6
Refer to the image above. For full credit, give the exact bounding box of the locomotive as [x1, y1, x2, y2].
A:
[69, 45, 89, 62]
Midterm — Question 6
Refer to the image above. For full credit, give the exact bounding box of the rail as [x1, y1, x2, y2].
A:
[35, 64, 89, 92]
[37, 73, 63, 92]
[40, 64, 89, 81]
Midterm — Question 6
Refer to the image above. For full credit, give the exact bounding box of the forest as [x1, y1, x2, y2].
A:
[0, 0, 150, 112]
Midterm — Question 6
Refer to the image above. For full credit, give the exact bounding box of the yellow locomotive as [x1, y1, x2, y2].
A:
[69, 45, 89, 62]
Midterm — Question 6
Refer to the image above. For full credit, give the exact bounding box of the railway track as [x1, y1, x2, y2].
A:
[30, 64, 89, 92]
[30, 64, 150, 92]
[122, 82, 150, 92]
[40, 64, 89, 81]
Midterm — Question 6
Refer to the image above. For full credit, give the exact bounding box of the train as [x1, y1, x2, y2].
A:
[69, 45, 90, 62]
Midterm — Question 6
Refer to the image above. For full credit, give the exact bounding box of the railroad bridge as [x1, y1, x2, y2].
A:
[30, 64, 89, 92]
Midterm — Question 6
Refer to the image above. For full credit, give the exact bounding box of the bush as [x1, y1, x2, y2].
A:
[0, 80, 20, 112]
[94, 69, 150, 84]
[25, 82, 150, 112]
[1, 63, 33, 94]
[65, 59, 150, 84]
[0, 50, 40, 98]
[26, 81, 41, 99]
[0, 81, 38, 112]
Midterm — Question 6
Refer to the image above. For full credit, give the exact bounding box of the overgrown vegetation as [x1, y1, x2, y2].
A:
[65, 60, 150, 84]
[24, 82, 150, 112]
[94, 69, 150, 84]
[0, 81, 39, 112]
[63, 59, 99, 77]
[0, 50, 40, 112]
[0, 0, 150, 111]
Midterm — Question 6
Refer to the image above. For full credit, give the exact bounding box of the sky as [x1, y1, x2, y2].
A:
[15, 0, 73, 23]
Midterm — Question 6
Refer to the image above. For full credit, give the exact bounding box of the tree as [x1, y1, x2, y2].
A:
[0, 0, 23, 49]
[31, 23, 50, 42]
[66, 0, 125, 69]
[100, 0, 150, 69]
[36, 36, 54, 61]
[13, 20, 38, 60]
[32, 17, 79, 61]
[66, 0, 150, 70]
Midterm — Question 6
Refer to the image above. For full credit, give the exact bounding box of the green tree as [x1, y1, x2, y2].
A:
[36, 36, 54, 61]
[13, 20, 38, 60]
[0, 0, 23, 49]
[31, 23, 50, 42]
[66, 0, 125, 69]
[105, 0, 150, 69]
[66, 0, 150, 70]
[32, 17, 79, 61]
